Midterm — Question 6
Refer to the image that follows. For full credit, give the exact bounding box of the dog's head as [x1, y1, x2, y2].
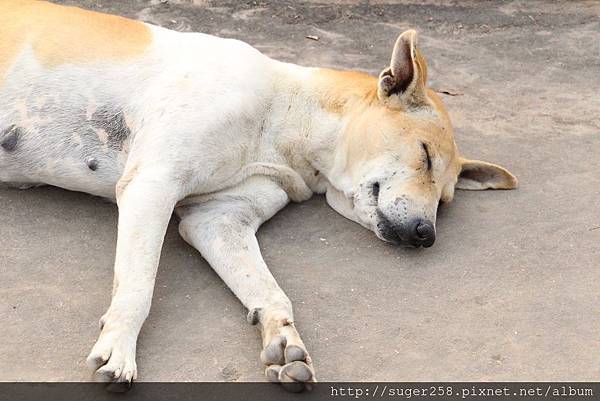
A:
[324, 30, 517, 248]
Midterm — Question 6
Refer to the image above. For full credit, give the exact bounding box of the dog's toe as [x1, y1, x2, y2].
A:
[284, 344, 307, 363]
[280, 360, 313, 382]
[265, 365, 281, 382]
[260, 335, 286, 365]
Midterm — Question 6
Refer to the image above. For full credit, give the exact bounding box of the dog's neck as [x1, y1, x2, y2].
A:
[272, 63, 379, 194]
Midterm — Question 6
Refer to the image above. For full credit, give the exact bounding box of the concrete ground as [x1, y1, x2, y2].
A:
[1, 0, 599, 382]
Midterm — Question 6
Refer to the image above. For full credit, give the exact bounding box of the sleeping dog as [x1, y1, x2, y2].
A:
[0, 0, 517, 392]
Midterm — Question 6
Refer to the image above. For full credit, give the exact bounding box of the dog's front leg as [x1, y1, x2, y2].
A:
[176, 177, 315, 391]
[87, 167, 180, 389]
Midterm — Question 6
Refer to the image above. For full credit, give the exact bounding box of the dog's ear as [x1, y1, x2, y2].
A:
[457, 158, 518, 190]
[377, 29, 429, 109]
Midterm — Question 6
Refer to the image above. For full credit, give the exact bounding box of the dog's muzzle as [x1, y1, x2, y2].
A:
[377, 214, 436, 248]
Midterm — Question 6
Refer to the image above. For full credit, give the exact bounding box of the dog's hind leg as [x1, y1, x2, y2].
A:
[176, 176, 315, 392]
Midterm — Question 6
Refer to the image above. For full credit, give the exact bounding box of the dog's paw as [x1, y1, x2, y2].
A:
[259, 318, 315, 392]
[86, 328, 137, 392]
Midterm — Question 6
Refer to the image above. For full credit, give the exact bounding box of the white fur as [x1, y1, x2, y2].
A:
[2, 19, 502, 386]
[0, 23, 348, 385]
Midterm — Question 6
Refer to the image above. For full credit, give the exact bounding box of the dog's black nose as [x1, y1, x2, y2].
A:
[410, 219, 435, 247]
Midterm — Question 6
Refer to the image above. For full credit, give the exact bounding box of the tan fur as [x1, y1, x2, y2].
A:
[0, 0, 151, 81]
[312, 66, 461, 195]
[311, 43, 516, 241]
[312, 69, 379, 115]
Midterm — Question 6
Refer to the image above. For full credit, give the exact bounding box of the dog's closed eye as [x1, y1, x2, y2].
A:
[422, 142, 432, 171]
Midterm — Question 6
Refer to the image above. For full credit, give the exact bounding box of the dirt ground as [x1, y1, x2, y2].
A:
[1, 0, 599, 382]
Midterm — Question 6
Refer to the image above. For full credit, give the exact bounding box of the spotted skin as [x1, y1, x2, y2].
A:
[0, 125, 21, 151]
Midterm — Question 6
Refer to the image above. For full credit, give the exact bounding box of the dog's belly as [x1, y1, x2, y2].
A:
[0, 54, 140, 198]
[0, 114, 126, 199]
[0, 99, 127, 198]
